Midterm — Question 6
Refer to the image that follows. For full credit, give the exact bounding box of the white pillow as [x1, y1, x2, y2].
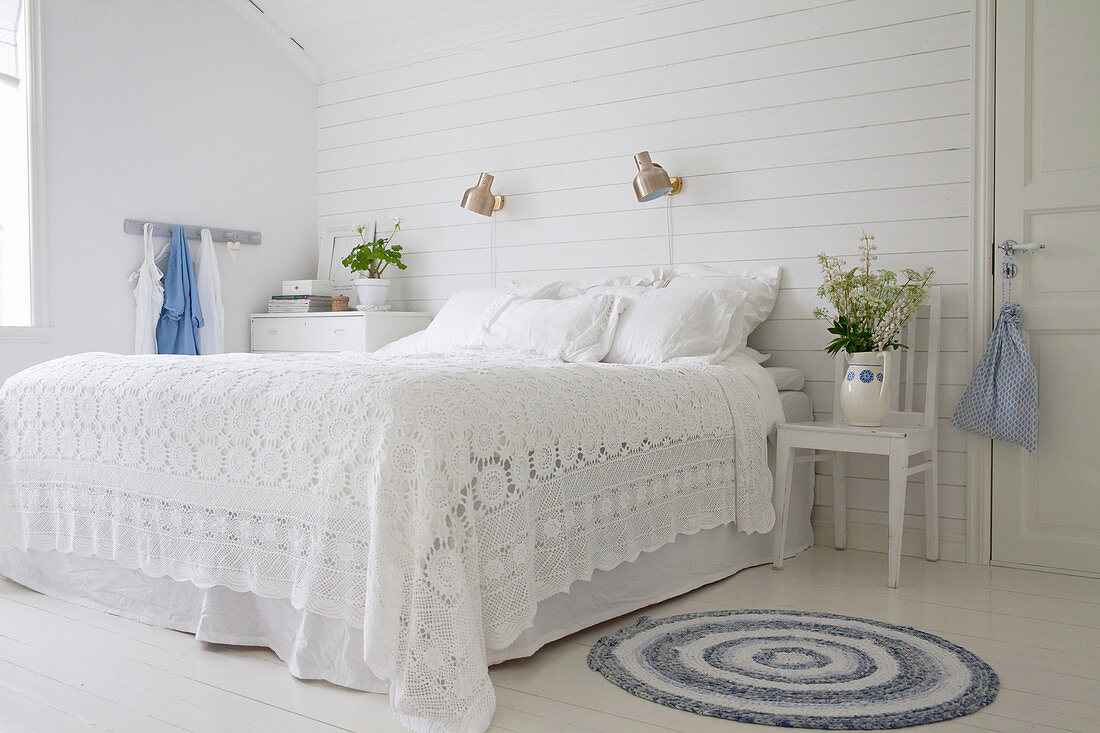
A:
[740, 346, 772, 364]
[375, 329, 430, 356]
[511, 274, 665, 300]
[377, 282, 562, 355]
[554, 273, 663, 298]
[765, 366, 805, 391]
[602, 286, 749, 364]
[487, 293, 625, 362]
[509, 280, 567, 299]
[415, 289, 503, 351]
[660, 265, 781, 353]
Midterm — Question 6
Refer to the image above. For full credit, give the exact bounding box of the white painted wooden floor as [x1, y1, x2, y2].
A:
[1, 547, 1097, 733]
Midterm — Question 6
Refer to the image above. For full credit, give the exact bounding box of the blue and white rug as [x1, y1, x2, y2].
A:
[587, 609, 999, 729]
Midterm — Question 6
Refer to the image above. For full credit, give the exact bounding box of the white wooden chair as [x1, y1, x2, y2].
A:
[772, 288, 942, 588]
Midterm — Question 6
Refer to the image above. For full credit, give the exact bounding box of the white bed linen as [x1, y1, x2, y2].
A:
[397, 282, 562, 352]
[0, 350, 776, 733]
[728, 352, 785, 432]
[766, 366, 806, 392]
[0, 388, 815, 705]
[600, 285, 749, 364]
[658, 265, 782, 354]
[485, 292, 625, 362]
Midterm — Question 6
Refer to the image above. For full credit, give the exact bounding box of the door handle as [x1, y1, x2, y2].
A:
[998, 239, 1045, 256]
[998, 240, 1045, 279]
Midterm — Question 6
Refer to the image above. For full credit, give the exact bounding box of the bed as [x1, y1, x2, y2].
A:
[0, 269, 815, 732]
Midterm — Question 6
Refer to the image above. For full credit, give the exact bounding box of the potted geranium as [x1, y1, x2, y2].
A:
[342, 216, 407, 308]
[814, 231, 934, 426]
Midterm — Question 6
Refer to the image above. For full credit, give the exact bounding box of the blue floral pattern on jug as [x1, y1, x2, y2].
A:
[859, 370, 874, 383]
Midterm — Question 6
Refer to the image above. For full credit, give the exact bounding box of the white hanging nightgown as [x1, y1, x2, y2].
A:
[131, 222, 164, 354]
[195, 227, 225, 355]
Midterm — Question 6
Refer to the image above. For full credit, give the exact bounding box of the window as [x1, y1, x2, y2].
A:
[1, 0, 39, 329]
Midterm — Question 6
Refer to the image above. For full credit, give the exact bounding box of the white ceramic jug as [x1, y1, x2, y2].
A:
[839, 351, 891, 427]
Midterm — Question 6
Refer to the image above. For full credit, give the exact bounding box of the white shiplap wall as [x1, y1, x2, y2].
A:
[315, 0, 973, 560]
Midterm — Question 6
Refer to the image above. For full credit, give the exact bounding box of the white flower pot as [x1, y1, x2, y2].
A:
[839, 351, 891, 427]
[353, 278, 391, 308]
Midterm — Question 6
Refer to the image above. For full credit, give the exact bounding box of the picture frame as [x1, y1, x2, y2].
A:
[318, 222, 374, 306]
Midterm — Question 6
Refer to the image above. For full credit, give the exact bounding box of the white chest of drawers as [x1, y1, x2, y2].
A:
[250, 311, 432, 353]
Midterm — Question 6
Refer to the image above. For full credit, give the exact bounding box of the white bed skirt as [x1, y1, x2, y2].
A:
[0, 392, 815, 694]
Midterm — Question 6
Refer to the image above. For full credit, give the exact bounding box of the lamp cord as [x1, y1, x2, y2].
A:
[666, 194, 674, 266]
[490, 217, 497, 288]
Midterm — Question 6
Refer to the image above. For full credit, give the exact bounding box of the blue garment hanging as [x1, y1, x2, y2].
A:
[155, 226, 204, 355]
[951, 302, 1038, 452]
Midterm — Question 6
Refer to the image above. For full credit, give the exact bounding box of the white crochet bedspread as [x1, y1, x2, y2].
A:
[0, 350, 774, 732]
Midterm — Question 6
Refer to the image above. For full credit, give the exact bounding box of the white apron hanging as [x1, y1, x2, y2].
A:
[130, 222, 164, 355]
[195, 227, 225, 355]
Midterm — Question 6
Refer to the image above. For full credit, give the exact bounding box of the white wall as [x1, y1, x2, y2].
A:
[0, 0, 318, 381]
[315, 0, 974, 560]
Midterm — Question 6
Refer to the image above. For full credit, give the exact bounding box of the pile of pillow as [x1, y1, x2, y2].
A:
[379, 265, 781, 364]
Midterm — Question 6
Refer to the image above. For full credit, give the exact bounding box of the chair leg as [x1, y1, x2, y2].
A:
[887, 443, 908, 589]
[772, 433, 794, 570]
[924, 448, 939, 562]
[833, 452, 847, 550]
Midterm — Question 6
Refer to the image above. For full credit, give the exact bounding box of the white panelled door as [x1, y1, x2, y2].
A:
[991, 1, 1100, 575]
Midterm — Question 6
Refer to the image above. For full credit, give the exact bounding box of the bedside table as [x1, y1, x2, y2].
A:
[250, 311, 432, 353]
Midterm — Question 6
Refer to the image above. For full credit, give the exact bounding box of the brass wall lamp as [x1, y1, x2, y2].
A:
[632, 151, 682, 202]
[459, 172, 505, 216]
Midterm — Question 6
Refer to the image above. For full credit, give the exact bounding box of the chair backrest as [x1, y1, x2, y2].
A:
[832, 287, 942, 428]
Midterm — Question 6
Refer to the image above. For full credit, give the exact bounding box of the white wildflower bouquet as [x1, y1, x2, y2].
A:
[813, 231, 935, 356]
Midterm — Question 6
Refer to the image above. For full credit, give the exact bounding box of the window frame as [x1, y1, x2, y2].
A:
[0, 0, 50, 342]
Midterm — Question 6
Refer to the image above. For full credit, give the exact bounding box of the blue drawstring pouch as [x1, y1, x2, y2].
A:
[951, 303, 1038, 452]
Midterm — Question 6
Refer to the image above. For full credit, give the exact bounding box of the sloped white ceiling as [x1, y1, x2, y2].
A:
[247, 0, 671, 79]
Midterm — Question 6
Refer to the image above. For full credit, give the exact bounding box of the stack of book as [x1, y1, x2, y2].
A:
[268, 295, 333, 313]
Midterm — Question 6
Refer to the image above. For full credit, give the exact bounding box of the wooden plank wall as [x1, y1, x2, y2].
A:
[315, 0, 974, 560]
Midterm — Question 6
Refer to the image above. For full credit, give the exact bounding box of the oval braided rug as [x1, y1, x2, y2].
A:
[586, 609, 999, 729]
